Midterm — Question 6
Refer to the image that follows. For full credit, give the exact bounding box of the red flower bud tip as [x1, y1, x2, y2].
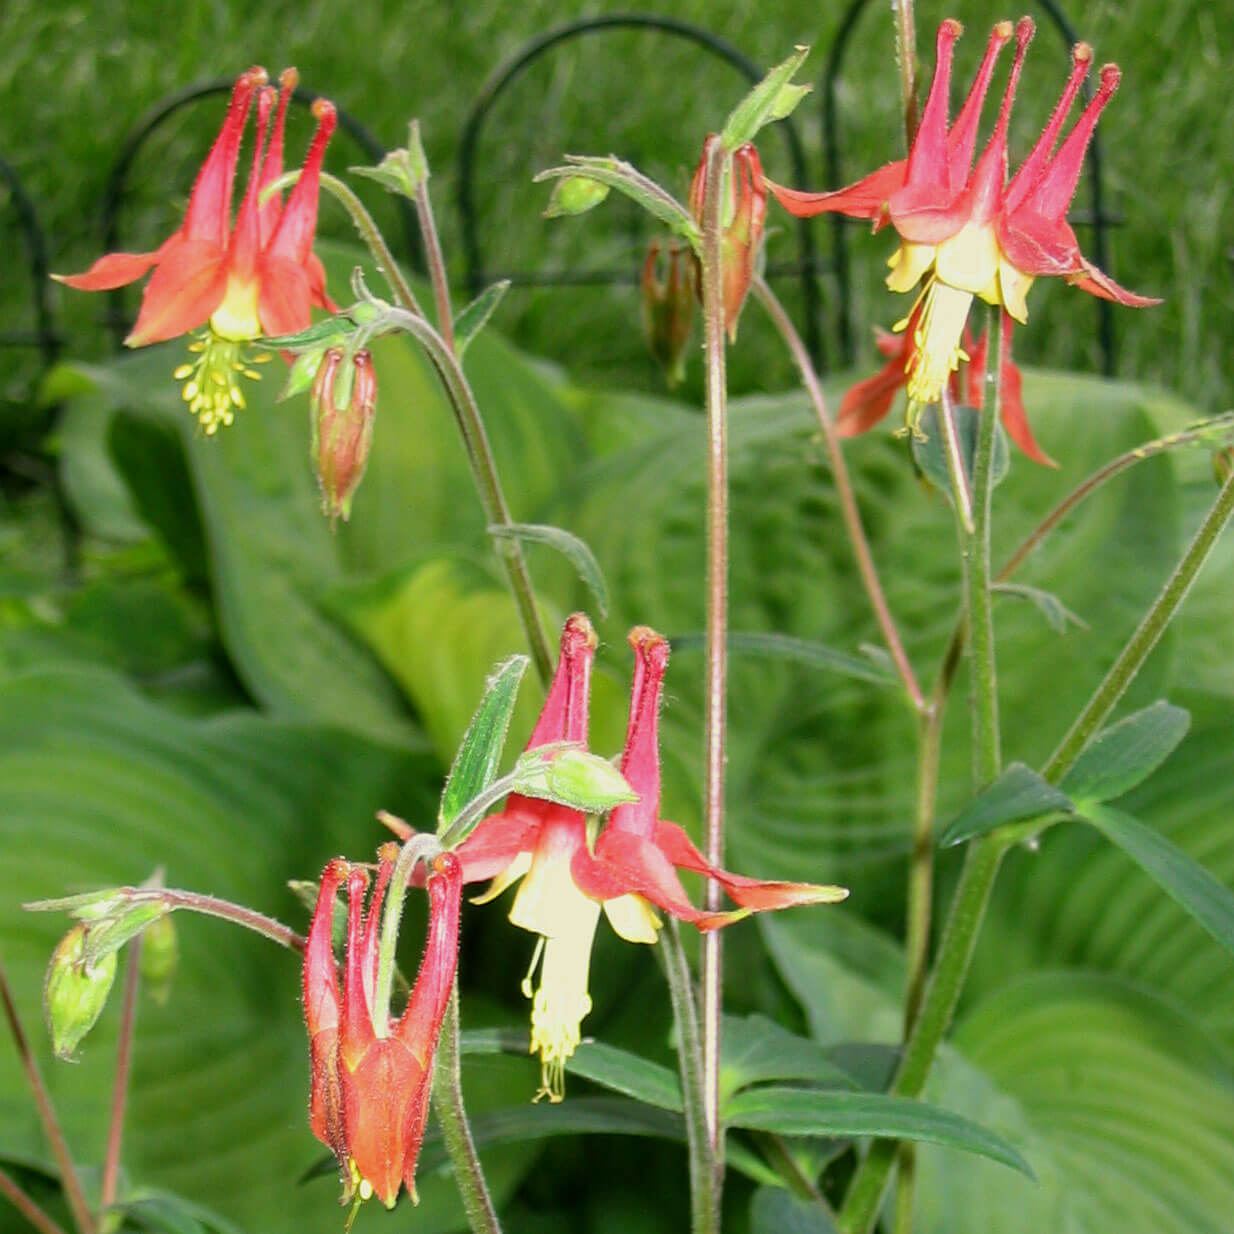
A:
[311, 348, 377, 524]
[54, 66, 338, 432]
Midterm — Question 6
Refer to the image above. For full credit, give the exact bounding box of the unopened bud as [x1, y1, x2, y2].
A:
[44, 924, 117, 1059]
[543, 175, 610, 218]
[512, 745, 637, 813]
[641, 240, 695, 387]
[139, 914, 178, 1006]
[311, 349, 377, 523]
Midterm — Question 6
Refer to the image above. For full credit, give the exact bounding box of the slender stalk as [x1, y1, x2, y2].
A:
[385, 307, 554, 685]
[892, 0, 920, 148]
[373, 836, 441, 1029]
[0, 962, 95, 1234]
[414, 181, 456, 355]
[839, 414, 1234, 1234]
[752, 277, 925, 711]
[146, 892, 303, 953]
[902, 700, 944, 1033]
[100, 941, 142, 1210]
[966, 309, 1003, 787]
[0, 1169, 70, 1234]
[1044, 466, 1234, 781]
[660, 924, 718, 1234]
[697, 135, 730, 1202]
[431, 984, 501, 1234]
[936, 388, 974, 534]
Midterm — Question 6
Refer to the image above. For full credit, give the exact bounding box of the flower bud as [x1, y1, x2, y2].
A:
[311, 348, 377, 523]
[543, 175, 610, 218]
[138, 913, 178, 1006]
[44, 924, 117, 1059]
[641, 240, 695, 387]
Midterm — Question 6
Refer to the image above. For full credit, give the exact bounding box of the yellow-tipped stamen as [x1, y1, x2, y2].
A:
[176, 328, 264, 434]
[896, 277, 974, 413]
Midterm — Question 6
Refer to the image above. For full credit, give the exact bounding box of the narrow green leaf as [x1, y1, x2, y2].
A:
[1083, 805, 1234, 957]
[750, 1187, 838, 1234]
[722, 46, 812, 149]
[724, 1088, 1033, 1178]
[992, 582, 1087, 633]
[670, 631, 896, 686]
[1061, 701, 1191, 806]
[912, 403, 1010, 502]
[439, 654, 529, 832]
[535, 157, 699, 244]
[721, 1014, 858, 1104]
[488, 522, 609, 617]
[454, 281, 510, 358]
[568, 1040, 684, 1112]
[941, 763, 1074, 846]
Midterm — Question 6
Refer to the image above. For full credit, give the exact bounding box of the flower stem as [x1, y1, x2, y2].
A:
[0, 961, 95, 1234]
[373, 835, 442, 1030]
[431, 983, 501, 1234]
[0, 1168, 70, 1234]
[413, 180, 455, 355]
[752, 276, 925, 712]
[1044, 465, 1234, 781]
[892, 0, 920, 148]
[936, 388, 974, 535]
[100, 940, 142, 1210]
[660, 924, 718, 1234]
[839, 400, 1234, 1234]
[697, 134, 730, 1207]
[150, 891, 304, 952]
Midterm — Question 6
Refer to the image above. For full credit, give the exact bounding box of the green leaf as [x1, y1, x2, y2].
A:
[1061, 701, 1191, 806]
[489, 522, 609, 618]
[724, 1087, 1033, 1177]
[720, 1014, 857, 1104]
[722, 45, 811, 149]
[941, 763, 1074, 846]
[911, 402, 1010, 503]
[670, 631, 896, 686]
[568, 1040, 683, 1112]
[454, 281, 510, 358]
[534, 157, 699, 244]
[1082, 805, 1234, 957]
[992, 582, 1087, 633]
[439, 654, 528, 831]
[750, 1187, 837, 1234]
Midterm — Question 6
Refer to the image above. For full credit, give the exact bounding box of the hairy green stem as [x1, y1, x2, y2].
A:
[752, 277, 924, 711]
[1044, 466, 1234, 780]
[697, 136, 730, 1211]
[131, 891, 303, 953]
[0, 1168, 70, 1234]
[661, 924, 718, 1234]
[840, 401, 1234, 1234]
[0, 962, 95, 1234]
[373, 836, 442, 1032]
[100, 940, 142, 1210]
[432, 984, 502, 1234]
[414, 181, 456, 354]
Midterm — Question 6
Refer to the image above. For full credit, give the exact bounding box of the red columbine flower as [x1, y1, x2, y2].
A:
[54, 67, 337, 433]
[689, 136, 767, 341]
[767, 18, 1158, 429]
[303, 848, 461, 1209]
[839, 304, 1049, 463]
[395, 615, 845, 1101]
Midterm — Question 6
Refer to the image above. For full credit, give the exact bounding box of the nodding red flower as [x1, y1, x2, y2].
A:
[689, 136, 767, 341]
[387, 615, 846, 1101]
[839, 305, 1050, 464]
[766, 19, 1158, 425]
[54, 67, 338, 433]
[303, 848, 461, 1210]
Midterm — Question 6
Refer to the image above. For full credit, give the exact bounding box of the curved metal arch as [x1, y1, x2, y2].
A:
[98, 80, 421, 349]
[457, 12, 828, 371]
[821, 0, 1116, 372]
[0, 154, 60, 369]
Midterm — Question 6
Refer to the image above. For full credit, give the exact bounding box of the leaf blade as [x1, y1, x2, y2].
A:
[941, 763, 1074, 847]
[1061, 701, 1191, 806]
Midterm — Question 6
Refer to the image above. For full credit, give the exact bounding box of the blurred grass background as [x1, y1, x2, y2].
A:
[3, 0, 1232, 413]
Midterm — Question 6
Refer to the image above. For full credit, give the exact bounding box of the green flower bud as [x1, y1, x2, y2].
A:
[543, 176, 611, 218]
[44, 924, 117, 1059]
[138, 914, 178, 1006]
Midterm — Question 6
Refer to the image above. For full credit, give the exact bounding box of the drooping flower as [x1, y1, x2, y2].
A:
[311, 347, 378, 522]
[386, 615, 846, 1101]
[838, 304, 1050, 464]
[54, 67, 338, 433]
[641, 238, 695, 387]
[303, 848, 461, 1209]
[767, 18, 1158, 426]
[688, 135, 767, 340]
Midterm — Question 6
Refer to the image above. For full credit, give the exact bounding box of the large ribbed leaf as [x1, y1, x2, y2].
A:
[0, 666, 536, 1234]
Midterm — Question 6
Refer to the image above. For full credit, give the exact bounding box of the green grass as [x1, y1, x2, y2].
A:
[2, 0, 1231, 412]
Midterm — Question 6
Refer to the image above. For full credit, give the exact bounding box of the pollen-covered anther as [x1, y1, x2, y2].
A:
[897, 279, 974, 409]
[175, 328, 264, 434]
